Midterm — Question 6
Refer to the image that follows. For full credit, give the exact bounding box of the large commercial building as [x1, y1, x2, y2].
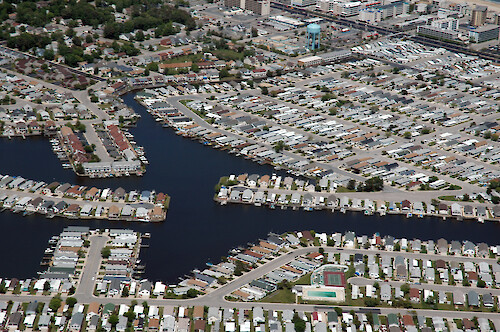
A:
[431, 17, 458, 31]
[469, 24, 500, 43]
[417, 25, 460, 41]
[471, 5, 487, 27]
[359, 8, 383, 22]
[224, 0, 270, 15]
[297, 50, 352, 67]
[291, 0, 317, 7]
[359, 0, 408, 21]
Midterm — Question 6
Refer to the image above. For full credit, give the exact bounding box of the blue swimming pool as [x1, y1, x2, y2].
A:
[307, 291, 337, 298]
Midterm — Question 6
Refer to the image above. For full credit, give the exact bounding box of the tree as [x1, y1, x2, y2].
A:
[292, 313, 306, 332]
[108, 314, 119, 327]
[401, 283, 410, 296]
[43, 281, 50, 292]
[364, 297, 379, 307]
[101, 247, 111, 258]
[219, 68, 229, 78]
[186, 288, 199, 298]
[122, 286, 129, 297]
[403, 131, 412, 139]
[251, 27, 258, 37]
[273, 140, 286, 152]
[347, 179, 356, 191]
[66, 297, 77, 307]
[477, 280, 486, 288]
[135, 30, 145, 41]
[49, 296, 62, 312]
[261, 86, 268, 95]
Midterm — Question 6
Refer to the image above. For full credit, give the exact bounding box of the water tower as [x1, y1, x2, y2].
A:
[306, 23, 321, 50]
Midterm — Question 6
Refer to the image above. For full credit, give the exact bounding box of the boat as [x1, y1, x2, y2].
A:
[406, 213, 412, 218]
[340, 207, 346, 214]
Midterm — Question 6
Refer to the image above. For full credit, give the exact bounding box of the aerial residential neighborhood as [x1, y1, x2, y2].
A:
[0, 0, 500, 329]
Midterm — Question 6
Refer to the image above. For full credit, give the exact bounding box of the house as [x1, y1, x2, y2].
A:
[409, 288, 420, 302]
[139, 281, 152, 297]
[194, 320, 206, 332]
[207, 307, 220, 325]
[69, 312, 84, 332]
[438, 203, 448, 215]
[437, 238, 448, 254]
[193, 306, 204, 320]
[467, 291, 479, 307]
[380, 283, 392, 301]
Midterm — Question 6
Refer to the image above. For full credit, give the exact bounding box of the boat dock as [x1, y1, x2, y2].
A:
[0, 174, 169, 222]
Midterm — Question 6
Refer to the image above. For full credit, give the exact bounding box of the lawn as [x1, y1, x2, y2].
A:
[260, 289, 296, 303]
[336, 186, 355, 193]
[438, 195, 458, 201]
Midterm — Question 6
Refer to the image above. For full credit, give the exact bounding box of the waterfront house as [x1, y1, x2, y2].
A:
[477, 243, 488, 257]
[108, 206, 120, 219]
[242, 189, 253, 203]
[451, 203, 462, 216]
[56, 183, 71, 195]
[438, 203, 448, 215]
[463, 205, 474, 217]
[65, 204, 80, 216]
[437, 239, 448, 254]
[258, 175, 270, 187]
[139, 281, 152, 297]
[52, 201, 68, 214]
[85, 187, 99, 200]
[463, 241, 475, 257]
[38, 200, 54, 214]
[113, 187, 126, 201]
[450, 241, 461, 255]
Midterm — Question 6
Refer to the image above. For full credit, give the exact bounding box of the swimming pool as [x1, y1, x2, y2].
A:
[307, 290, 337, 298]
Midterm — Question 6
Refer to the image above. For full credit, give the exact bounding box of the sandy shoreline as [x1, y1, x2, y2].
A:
[447, 0, 500, 14]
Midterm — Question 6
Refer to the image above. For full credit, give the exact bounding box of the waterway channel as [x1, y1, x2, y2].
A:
[0, 92, 499, 283]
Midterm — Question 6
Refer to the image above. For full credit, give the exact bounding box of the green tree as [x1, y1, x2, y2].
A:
[219, 68, 230, 78]
[274, 140, 287, 152]
[101, 247, 111, 258]
[66, 297, 77, 307]
[186, 288, 199, 298]
[292, 312, 306, 332]
[108, 314, 119, 327]
[401, 283, 410, 296]
[49, 296, 62, 311]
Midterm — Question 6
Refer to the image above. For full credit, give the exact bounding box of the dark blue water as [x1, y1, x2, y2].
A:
[1, 92, 499, 282]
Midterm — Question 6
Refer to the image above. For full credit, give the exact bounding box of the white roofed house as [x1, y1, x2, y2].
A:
[451, 203, 462, 217]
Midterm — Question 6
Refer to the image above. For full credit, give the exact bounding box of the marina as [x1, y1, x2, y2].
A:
[0, 174, 169, 222]
[1, 92, 500, 285]
[215, 174, 499, 223]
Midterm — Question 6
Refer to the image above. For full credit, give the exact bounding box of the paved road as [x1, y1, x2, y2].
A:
[349, 277, 500, 296]
[76, 234, 110, 296]
[166, 96, 396, 191]
[228, 185, 494, 211]
[1, 246, 499, 321]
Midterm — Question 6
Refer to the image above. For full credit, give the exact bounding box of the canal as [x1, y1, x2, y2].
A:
[0, 92, 499, 282]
